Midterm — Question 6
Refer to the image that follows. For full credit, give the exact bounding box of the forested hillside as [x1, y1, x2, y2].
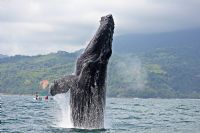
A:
[0, 45, 200, 98]
[0, 51, 77, 95]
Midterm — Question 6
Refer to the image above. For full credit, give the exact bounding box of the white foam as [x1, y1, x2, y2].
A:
[54, 92, 73, 128]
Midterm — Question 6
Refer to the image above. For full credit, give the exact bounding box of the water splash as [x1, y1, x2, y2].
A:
[54, 92, 73, 128]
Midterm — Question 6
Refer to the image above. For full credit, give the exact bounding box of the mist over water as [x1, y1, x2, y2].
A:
[115, 56, 147, 90]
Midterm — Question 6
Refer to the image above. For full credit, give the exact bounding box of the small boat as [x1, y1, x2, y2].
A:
[33, 97, 42, 101]
[33, 96, 53, 101]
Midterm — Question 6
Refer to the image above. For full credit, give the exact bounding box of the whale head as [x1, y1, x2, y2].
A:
[75, 14, 115, 76]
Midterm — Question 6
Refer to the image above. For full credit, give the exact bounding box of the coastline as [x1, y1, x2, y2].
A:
[0, 93, 34, 96]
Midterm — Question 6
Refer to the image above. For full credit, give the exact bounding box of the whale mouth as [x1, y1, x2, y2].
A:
[100, 14, 114, 28]
[101, 14, 113, 22]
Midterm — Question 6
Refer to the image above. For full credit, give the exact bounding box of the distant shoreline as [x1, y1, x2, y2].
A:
[0, 93, 33, 96]
[0, 93, 199, 99]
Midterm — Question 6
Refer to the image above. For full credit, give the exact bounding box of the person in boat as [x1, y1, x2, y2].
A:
[45, 95, 48, 100]
[35, 92, 39, 100]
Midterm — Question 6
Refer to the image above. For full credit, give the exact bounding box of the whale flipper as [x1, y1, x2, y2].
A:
[50, 75, 77, 96]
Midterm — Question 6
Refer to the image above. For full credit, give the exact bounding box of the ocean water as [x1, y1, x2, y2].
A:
[0, 94, 200, 133]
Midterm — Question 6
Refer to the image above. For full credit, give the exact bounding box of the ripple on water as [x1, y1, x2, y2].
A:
[1, 95, 200, 133]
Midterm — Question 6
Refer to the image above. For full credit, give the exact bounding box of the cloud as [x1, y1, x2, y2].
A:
[0, 0, 200, 55]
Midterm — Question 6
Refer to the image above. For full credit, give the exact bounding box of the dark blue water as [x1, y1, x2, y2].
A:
[0, 94, 200, 133]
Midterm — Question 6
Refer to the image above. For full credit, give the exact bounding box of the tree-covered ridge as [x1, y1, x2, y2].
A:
[0, 51, 77, 95]
[0, 46, 200, 98]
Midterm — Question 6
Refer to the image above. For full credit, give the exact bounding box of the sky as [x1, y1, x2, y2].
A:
[0, 0, 200, 56]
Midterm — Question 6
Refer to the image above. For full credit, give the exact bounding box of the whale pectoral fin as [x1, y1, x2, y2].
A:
[49, 75, 78, 96]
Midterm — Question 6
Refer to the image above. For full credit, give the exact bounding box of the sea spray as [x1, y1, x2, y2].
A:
[109, 56, 147, 91]
[54, 92, 73, 128]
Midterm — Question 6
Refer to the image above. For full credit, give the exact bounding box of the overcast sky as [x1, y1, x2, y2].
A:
[0, 0, 200, 55]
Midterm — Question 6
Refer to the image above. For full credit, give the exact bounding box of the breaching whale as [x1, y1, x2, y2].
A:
[50, 14, 114, 129]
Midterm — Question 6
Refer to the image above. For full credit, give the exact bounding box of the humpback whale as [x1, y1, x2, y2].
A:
[50, 14, 114, 129]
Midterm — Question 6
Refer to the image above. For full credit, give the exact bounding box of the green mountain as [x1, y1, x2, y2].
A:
[0, 29, 200, 98]
[111, 28, 200, 98]
[0, 51, 77, 95]
[0, 48, 199, 98]
[113, 28, 200, 54]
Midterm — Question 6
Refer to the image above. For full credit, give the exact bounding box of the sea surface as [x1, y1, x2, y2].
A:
[0, 94, 200, 133]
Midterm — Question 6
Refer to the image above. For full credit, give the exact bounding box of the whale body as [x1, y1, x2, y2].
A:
[50, 14, 114, 129]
